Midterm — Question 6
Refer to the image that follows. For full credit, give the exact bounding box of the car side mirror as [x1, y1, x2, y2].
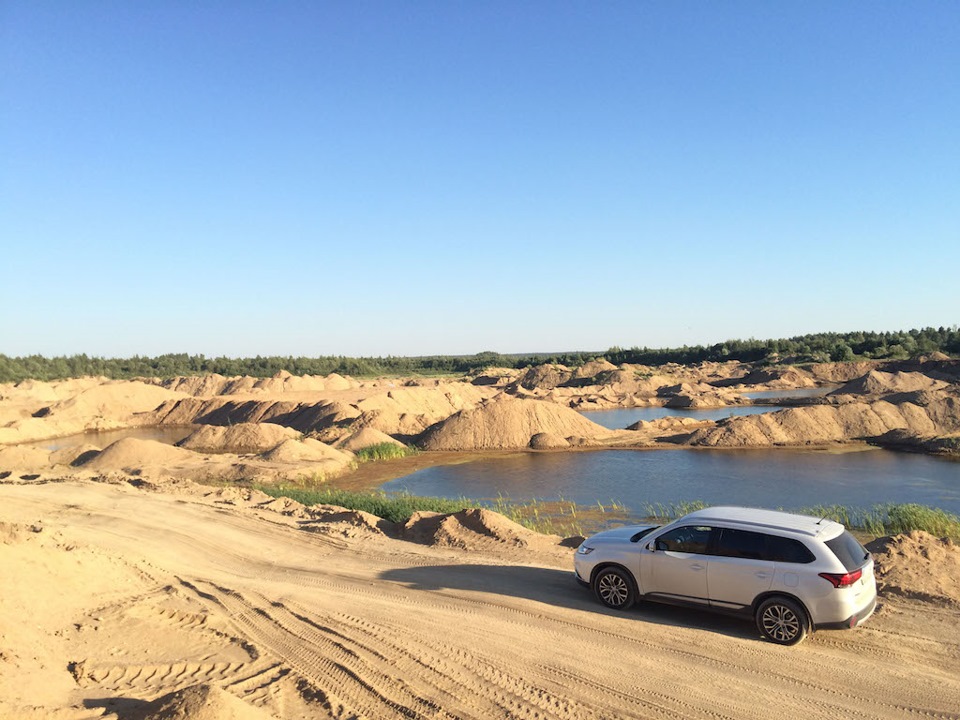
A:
[654, 539, 668, 551]
[647, 541, 658, 551]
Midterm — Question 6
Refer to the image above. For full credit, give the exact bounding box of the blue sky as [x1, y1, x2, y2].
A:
[3, 2, 958, 358]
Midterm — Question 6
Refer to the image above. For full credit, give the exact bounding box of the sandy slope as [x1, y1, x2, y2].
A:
[2, 480, 959, 720]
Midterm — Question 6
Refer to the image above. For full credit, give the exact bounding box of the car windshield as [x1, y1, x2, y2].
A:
[630, 526, 659, 543]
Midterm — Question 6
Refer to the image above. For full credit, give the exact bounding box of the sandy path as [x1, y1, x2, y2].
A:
[2, 481, 959, 719]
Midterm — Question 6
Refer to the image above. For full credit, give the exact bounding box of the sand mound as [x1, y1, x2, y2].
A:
[513, 364, 573, 391]
[0, 521, 41, 544]
[177, 422, 300, 453]
[572, 359, 618, 381]
[0, 445, 51, 471]
[419, 396, 606, 451]
[139, 683, 272, 720]
[261, 438, 353, 464]
[736, 366, 816, 389]
[402, 508, 560, 551]
[831, 370, 948, 397]
[868, 531, 960, 607]
[48, 443, 101, 467]
[334, 427, 404, 452]
[80, 438, 201, 470]
[304, 505, 394, 538]
[530, 432, 570, 449]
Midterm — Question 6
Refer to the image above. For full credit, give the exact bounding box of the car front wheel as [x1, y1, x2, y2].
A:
[756, 597, 808, 645]
[593, 567, 635, 610]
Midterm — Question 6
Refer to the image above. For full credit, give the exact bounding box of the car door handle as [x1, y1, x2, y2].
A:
[755, 572, 771, 579]
[690, 563, 704, 571]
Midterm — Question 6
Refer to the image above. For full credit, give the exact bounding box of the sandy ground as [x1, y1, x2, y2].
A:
[2, 479, 959, 720]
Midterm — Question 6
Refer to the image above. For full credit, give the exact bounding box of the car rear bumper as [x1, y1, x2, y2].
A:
[814, 594, 877, 631]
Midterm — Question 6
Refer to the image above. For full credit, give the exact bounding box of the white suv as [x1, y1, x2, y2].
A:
[574, 506, 877, 645]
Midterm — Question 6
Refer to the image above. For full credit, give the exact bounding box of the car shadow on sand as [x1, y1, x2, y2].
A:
[380, 564, 760, 642]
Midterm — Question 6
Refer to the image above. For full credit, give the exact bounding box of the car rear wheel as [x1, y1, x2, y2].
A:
[593, 567, 635, 610]
[756, 597, 808, 645]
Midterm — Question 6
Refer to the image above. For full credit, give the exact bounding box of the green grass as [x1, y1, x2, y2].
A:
[800, 503, 960, 541]
[353, 442, 418, 462]
[253, 485, 630, 535]
[257, 486, 475, 524]
[252, 483, 960, 541]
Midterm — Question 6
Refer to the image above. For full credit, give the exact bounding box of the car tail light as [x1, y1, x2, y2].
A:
[819, 569, 862, 588]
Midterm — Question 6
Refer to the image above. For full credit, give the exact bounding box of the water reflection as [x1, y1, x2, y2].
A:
[382, 448, 960, 516]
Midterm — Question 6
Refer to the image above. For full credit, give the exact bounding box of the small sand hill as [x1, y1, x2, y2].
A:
[530, 432, 570, 449]
[261, 438, 353, 465]
[0, 445, 51, 471]
[321, 373, 355, 391]
[80, 438, 202, 471]
[177, 423, 300, 453]
[303, 504, 395, 538]
[869, 531, 960, 607]
[809, 361, 880, 383]
[830, 370, 949, 397]
[571, 359, 618, 381]
[688, 400, 948, 447]
[334, 427, 404, 452]
[513, 364, 573, 391]
[403, 508, 562, 553]
[418, 395, 607, 450]
[139, 683, 273, 720]
[658, 382, 716, 397]
[737, 366, 816, 389]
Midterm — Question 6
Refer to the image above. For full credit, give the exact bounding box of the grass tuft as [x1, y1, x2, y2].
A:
[354, 443, 418, 462]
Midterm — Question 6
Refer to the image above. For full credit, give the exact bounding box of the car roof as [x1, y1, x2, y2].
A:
[676, 506, 844, 539]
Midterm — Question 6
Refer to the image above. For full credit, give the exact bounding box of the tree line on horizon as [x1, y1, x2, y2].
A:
[1, 326, 957, 384]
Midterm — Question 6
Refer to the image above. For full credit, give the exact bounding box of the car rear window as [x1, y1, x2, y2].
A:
[825, 531, 869, 571]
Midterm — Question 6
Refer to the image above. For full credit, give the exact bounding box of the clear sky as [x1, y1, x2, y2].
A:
[3, 2, 958, 358]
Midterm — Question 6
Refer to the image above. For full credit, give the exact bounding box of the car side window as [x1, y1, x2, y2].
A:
[714, 528, 767, 560]
[655, 526, 712, 554]
[765, 535, 816, 564]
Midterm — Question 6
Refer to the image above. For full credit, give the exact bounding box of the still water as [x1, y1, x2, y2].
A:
[382, 448, 960, 516]
[579, 406, 779, 429]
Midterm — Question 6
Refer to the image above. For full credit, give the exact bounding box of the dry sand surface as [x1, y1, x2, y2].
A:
[2, 478, 960, 720]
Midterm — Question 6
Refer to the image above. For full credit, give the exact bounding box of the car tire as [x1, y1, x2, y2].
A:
[593, 567, 635, 610]
[756, 597, 808, 645]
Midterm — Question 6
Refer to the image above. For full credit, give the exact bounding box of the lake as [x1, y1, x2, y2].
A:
[382, 447, 960, 516]
[578, 405, 781, 429]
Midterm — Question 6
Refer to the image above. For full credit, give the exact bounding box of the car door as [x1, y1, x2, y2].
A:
[639, 525, 712, 605]
[707, 528, 775, 611]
